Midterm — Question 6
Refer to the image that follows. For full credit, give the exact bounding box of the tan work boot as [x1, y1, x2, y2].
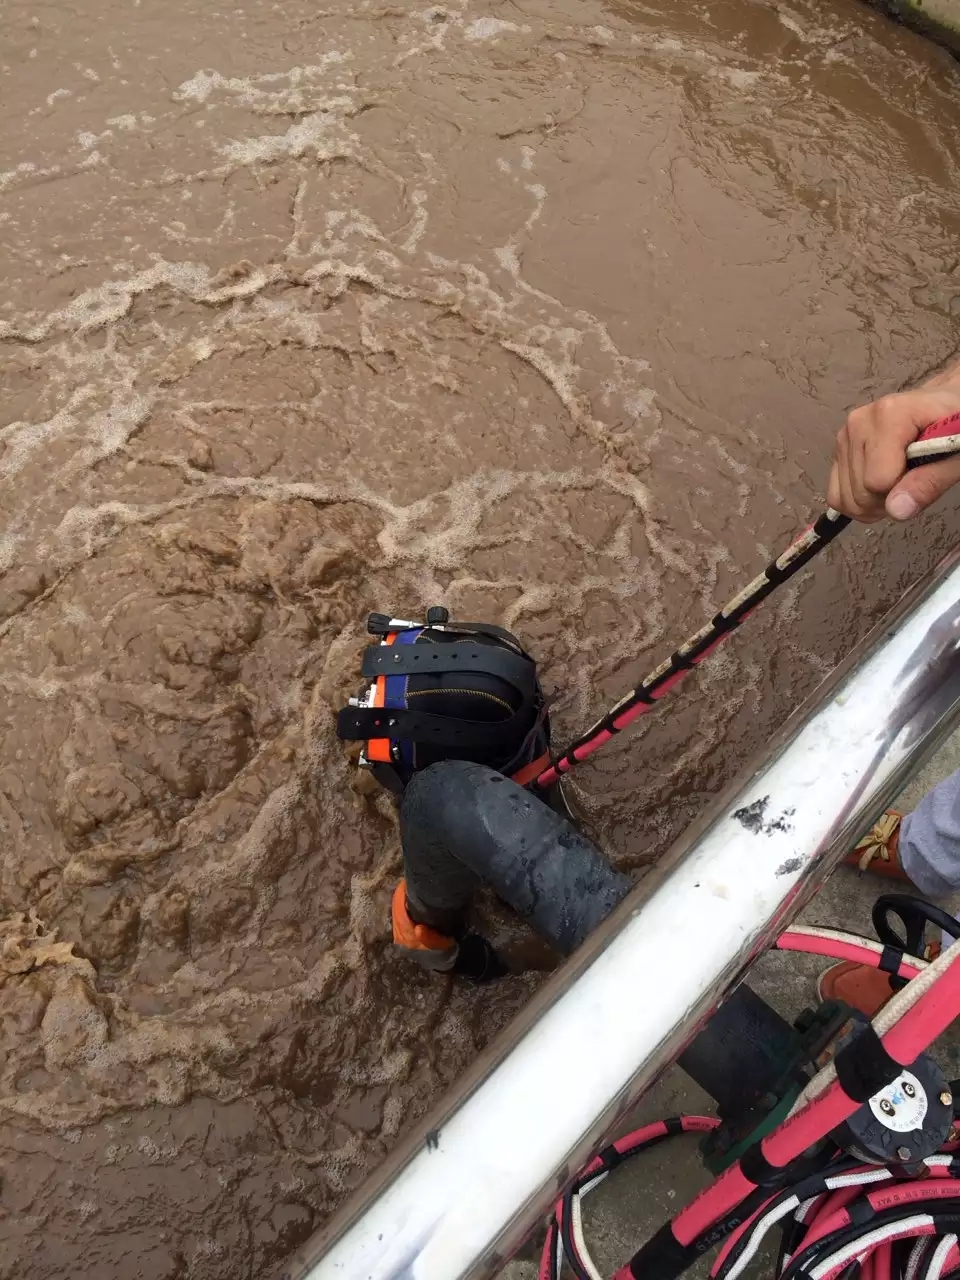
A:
[842, 811, 909, 880]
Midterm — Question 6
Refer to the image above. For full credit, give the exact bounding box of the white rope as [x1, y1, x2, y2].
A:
[724, 1171, 899, 1280]
[723, 1197, 800, 1280]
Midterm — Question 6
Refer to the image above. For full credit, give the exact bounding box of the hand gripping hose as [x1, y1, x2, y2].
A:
[539, 925, 960, 1280]
[534, 412, 960, 790]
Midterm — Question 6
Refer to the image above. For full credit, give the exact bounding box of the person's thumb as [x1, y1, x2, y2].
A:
[886, 454, 960, 521]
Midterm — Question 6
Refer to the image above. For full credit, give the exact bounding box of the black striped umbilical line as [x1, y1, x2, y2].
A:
[533, 413, 960, 791]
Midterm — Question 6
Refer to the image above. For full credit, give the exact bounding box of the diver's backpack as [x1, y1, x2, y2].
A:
[336, 608, 549, 794]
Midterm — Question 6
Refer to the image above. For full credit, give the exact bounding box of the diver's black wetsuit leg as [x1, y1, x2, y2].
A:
[399, 760, 630, 955]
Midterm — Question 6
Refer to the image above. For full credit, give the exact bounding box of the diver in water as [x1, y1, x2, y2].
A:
[337, 610, 629, 980]
[339, 363, 960, 1002]
[818, 360, 960, 1014]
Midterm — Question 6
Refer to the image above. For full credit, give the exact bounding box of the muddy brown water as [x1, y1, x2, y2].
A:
[1, 0, 960, 1274]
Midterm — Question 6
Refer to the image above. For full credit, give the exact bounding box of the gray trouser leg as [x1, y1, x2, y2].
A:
[899, 768, 960, 896]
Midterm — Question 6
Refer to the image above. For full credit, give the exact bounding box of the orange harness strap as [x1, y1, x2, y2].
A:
[510, 749, 552, 789]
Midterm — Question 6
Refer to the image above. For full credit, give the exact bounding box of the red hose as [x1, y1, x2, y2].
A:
[663, 951, 960, 1251]
[776, 930, 924, 980]
[538, 929, 921, 1278]
[603, 940, 960, 1280]
[542, 928, 957, 1280]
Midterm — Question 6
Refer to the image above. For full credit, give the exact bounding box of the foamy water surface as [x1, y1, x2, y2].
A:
[1, 0, 960, 1273]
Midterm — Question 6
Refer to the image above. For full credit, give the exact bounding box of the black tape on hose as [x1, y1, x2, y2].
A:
[835, 1025, 903, 1103]
[878, 945, 904, 977]
[738, 1142, 794, 1189]
[846, 1199, 876, 1228]
[626, 1196, 770, 1280]
[625, 1223, 697, 1280]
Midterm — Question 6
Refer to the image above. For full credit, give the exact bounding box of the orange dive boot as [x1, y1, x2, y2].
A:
[391, 880, 459, 972]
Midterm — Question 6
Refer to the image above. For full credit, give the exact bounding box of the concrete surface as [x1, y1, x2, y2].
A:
[865, 0, 960, 53]
[499, 733, 960, 1279]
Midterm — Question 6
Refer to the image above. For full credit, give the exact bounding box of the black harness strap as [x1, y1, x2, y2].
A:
[361, 643, 536, 689]
[337, 706, 522, 749]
